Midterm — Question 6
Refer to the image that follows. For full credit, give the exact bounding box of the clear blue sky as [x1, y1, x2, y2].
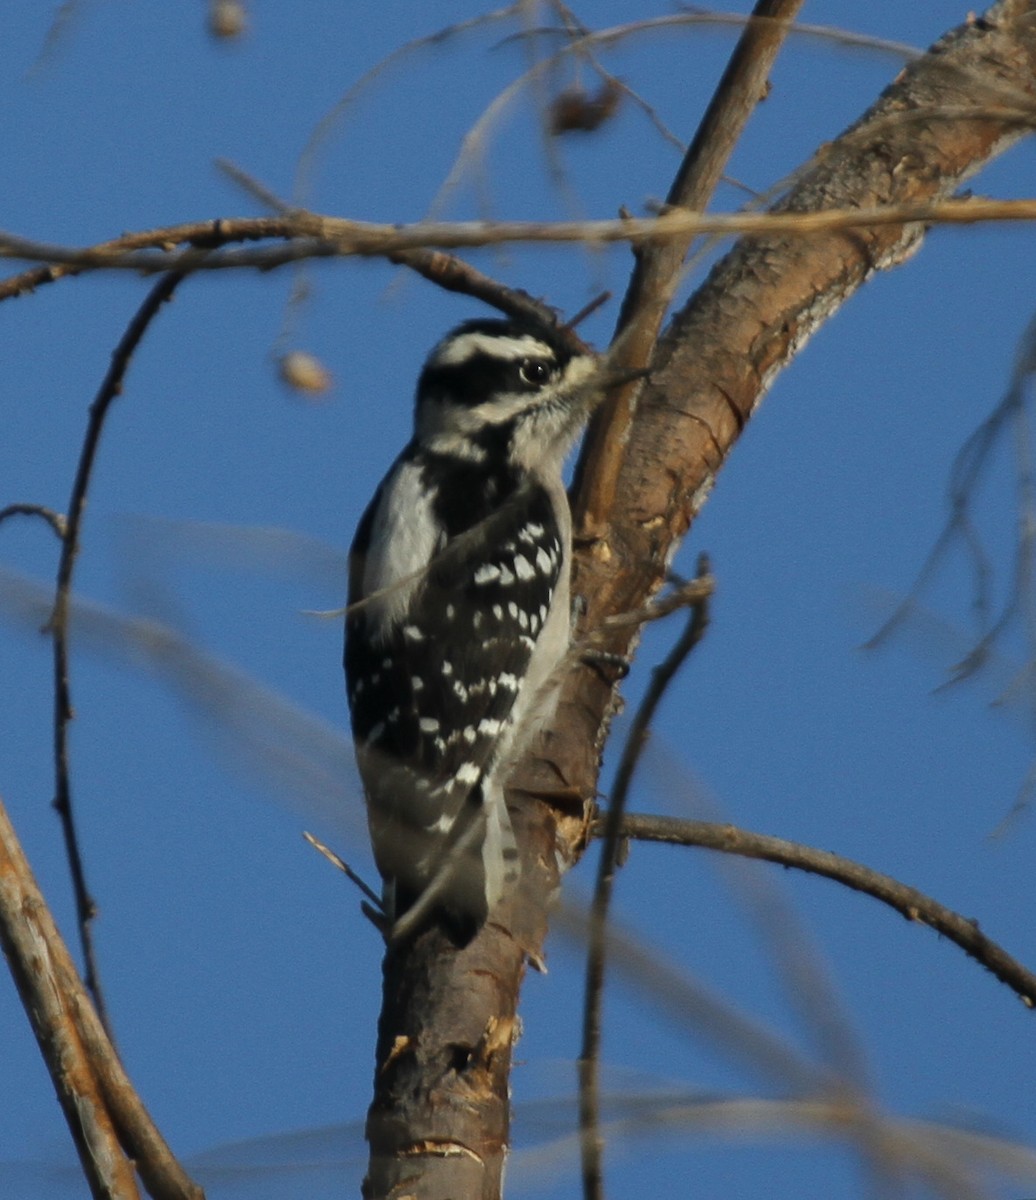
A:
[1, 3, 1035, 1197]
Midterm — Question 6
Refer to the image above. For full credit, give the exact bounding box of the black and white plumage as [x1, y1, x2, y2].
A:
[344, 318, 597, 940]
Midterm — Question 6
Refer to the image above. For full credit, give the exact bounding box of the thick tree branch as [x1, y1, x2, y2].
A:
[554, 0, 1036, 862]
[0, 794, 204, 1200]
[361, 6, 1036, 1198]
[0, 794, 139, 1200]
[363, 802, 557, 1200]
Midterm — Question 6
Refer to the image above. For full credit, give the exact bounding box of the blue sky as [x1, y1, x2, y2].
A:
[1, 3, 1035, 1196]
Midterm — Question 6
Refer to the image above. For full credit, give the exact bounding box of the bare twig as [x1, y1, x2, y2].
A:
[499, 10, 923, 69]
[579, 557, 712, 1200]
[565, 290, 611, 331]
[214, 156, 292, 214]
[4, 195, 1036, 295]
[560, 906, 826, 1094]
[47, 271, 185, 1032]
[385, 247, 562, 328]
[574, 0, 807, 540]
[0, 503, 66, 539]
[0, 217, 280, 299]
[25, 0, 81, 75]
[606, 813, 1036, 1009]
[519, 1091, 1036, 1195]
[291, 4, 526, 206]
[594, 574, 714, 634]
[211, 155, 563, 363]
[0, 562, 368, 849]
[866, 316, 1036, 691]
[302, 830, 383, 909]
[476, 9, 921, 225]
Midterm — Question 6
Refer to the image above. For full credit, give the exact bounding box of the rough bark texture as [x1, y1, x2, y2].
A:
[364, 801, 558, 1199]
[554, 0, 1036, 857]
[364, 5, 1036, 1196]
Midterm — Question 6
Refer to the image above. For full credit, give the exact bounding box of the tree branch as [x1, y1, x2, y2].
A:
[0, 503, 67, 539]
[576, 0, 808, 538]
[552, 0, 1036, 867]
[579, 557, 712, 1200]
[0, 794, 139, 1200]
[46, 272, 185, 1035]
[0, 793, 204, 1199]
[361, 6, 1036, 1197]
[3, 195, 1036, 297]
[608, 813, 1036, 1009]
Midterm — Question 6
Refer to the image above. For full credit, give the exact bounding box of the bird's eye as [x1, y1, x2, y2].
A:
[519, 359, 552, 387]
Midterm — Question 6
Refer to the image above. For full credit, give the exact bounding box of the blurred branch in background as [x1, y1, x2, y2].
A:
[865, 315, 1036, 829]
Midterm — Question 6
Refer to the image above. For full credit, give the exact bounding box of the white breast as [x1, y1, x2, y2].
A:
[361, 460, 440, 635]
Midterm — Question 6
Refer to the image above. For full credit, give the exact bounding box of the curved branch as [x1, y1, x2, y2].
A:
[0, 503, 66, 539]
[48, 272, 185, 1032]
[608, 813, 1036, 1008]
[3, 277, 208, 1196]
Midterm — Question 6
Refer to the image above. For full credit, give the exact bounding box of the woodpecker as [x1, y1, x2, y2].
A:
[345, 317, 597, 939]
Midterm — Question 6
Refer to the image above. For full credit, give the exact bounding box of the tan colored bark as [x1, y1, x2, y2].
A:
[363, 5, 1036, 1196]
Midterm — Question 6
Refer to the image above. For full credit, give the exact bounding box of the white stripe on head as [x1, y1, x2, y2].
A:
[429, 331, 556, 368]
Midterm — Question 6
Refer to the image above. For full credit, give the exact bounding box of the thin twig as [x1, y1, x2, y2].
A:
[47, 271, 185, 1033]
[4, 194, 1036, 296]
[498, 10, 923, 68]
[566, 291, 611, 331]
[215, 156, 292, 214]
[607, 813, 1036, 1009]
[560, 906, 826, 1094]
[519, 1092, 1036, 1194]
[302, 830, 383, 909]
[595, 574, 713, 632]
[579, 555, 712, 1200]
[870, 317, 1036, 647]
[210, 156, 561, 364]
[0, 503, 67, 539]
[291, 4, 526, 206]
[574, 0, 807, 539]
[480, 8, 921, 227]
[386, 246, 562, 328]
